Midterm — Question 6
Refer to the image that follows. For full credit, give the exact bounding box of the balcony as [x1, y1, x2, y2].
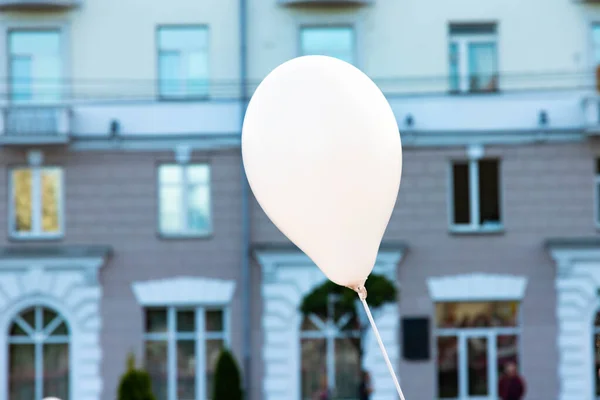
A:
[0, 106, 73, 146]
[0, 0, 81, 10]
[278, 0, 372, 6]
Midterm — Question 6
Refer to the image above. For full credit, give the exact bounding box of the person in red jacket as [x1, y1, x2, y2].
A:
[499, 362, 526, 400]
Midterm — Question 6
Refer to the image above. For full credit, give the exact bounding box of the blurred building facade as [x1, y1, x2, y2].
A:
[0, 1, 598, 400]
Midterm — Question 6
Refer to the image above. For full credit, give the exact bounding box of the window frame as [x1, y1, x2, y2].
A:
[8, 165, 65, 240]
[298, 24, 357, 66]
[448, 31, 499, 94]
[156, 163, 213, 238]
[142, 306, 230, 400]
[448, 158, 503, 233]
[434, 300, 523, 400]
[155, 24, 210, 101]
[7, 305, 71, 400]
[7, 27, 65, 104]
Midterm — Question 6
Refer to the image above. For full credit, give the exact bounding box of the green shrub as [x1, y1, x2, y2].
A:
[212, 349, 243, 400]
[117, 352, 156, 400]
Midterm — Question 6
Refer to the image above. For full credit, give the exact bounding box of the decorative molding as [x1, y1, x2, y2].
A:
[427, 273, 528, 301]
[256, 249, 404, 400]
[548, 248, 600, 400]
[0, 257, 107, 400]
[131, 276, 236, 306]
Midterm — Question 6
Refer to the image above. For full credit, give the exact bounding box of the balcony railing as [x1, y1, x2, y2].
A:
[0, 106, 72, 145]
[0, 0, 81, 10]
[278, 0, 373, 5]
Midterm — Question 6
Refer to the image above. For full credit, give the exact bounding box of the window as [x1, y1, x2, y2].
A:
[158, 164, 211, 236]
[300, 297, 361, 399]
[144, 307, 227, 400]
[450, 159, 502, 231]
[8, 30, 62, 103]
[448, 23, 498, 93]
[435, 301, 520, 399]
[300, 26, 355, 65]
[8, 306, 70, 400]
[10, 167, 64, 239]
[157, 26, 209, 99]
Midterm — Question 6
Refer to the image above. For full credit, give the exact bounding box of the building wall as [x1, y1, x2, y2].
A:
[0, 147, 245, 400]
[250, 140, 598, 399]
[247, 1, 596, 84]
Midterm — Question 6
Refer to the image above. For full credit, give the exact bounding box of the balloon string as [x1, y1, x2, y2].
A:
[358, 290, 407, 400]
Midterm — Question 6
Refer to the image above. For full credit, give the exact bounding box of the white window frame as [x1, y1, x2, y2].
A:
[8, 166, 65, 240]
[157, 163, 212, 238]
[156, 25, 210, 100]
[435, 325, 522, 400]
[449, 33, 498, 93]
[448, 158, 503, 233]
[7, 305, 70, 400]
[298, 25, 357, 66]
[300, 309, 361, 395]
[143, 306, 230, 400]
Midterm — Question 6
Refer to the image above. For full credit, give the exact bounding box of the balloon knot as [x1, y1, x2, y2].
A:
[355, 284, 367, 301]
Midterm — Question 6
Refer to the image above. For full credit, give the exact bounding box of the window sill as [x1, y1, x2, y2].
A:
[449, 225, 504, 235]
[9, 233, 64, 242]
[158, 231, 213, 240]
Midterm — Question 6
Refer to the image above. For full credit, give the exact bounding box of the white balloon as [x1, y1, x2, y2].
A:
[242, 55, 402, 289]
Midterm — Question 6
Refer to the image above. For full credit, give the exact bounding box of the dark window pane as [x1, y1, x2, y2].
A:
[497, 335, 519, 376]
[43, 343, 69, 400]
[177, 340, 196, 399]
[437, 336, 458, 398]
[145, 341, 168, 400]
[478, 159, 501, 225]
[9, 344, 35, 400]
[206, 310, 223, 332]
[596, 158, 600, 174]
[177, 310, 195, 333]
[9, 322, 27, 336]
[43, 308, 58, 329]
[335, 337, 361, 399]
[467, 336, 488, 396]
[145, 308, 168, 333]
[452, 162, 470, 224]
[51, 321, 68, 337]
[301, 338, 327, 400]
[206, 339, 224, 400]
[20, 308, 35, 330]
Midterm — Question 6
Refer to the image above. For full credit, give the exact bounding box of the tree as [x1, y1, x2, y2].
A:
[117, 352, 156, 400]
[300, 273, 397, 356]
[212, 349, 243, 400]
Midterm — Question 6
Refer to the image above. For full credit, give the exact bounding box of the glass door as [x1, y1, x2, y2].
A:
[459, 331, 496, 400]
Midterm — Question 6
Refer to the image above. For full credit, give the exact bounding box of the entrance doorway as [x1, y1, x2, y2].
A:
[435, 301, 520, 400]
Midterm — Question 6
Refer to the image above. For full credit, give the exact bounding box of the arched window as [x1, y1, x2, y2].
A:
[300, 296, 361, 400]
[8, 306, 70, 400]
